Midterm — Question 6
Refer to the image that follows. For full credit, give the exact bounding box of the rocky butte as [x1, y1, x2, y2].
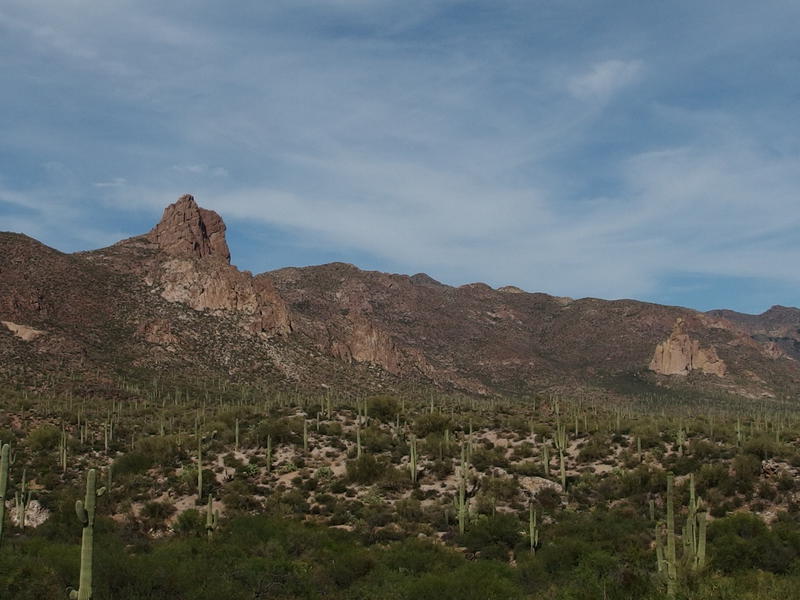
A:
[1, 194, 799, 400]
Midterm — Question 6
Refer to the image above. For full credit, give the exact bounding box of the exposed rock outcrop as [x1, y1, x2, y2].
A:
[649, 318, 726, 376]
[142, 195, 292, 336]
[149, 258, 291, 336]
[147, 194, 230, 262]
[6, 195, 800, 398]
[708, 306, 800, 361]
[330, 318, 400, 374]
[1, 321, 44, 341]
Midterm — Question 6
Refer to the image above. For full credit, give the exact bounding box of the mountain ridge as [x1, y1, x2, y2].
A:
[2, 194, 799, 401]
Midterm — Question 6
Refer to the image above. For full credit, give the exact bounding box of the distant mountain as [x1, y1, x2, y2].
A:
[2, 194, 798, 400]
[707, 306, 800, 362]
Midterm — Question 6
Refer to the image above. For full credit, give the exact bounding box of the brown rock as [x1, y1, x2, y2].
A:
[142, 196, 291, 336]
[1, 321, 44, 342]
[136, 319, 179, 346]
[147, 194, 230, 262]
[6, 197, 799, 399]
[649, 318, 726, 376]
[330, 318, 400, 373]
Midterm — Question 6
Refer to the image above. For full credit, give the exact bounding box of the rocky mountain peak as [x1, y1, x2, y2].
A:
[649, 318, 726, 377]
[147, 194, 230, 263]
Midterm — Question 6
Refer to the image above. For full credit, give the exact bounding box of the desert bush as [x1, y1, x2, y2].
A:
[26, 424, 60, 452]
[173, 509, 204, 536]
[460, 513, 522, 559]
[413, 413, 451, 437]
[367, 395, 401, 422]
[578, 435, 611, 463]
[346, 453, 386, 485]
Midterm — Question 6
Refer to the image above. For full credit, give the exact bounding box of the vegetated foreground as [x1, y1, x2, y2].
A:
[2, 374, 800, 599]
[3, 195, 800, 598]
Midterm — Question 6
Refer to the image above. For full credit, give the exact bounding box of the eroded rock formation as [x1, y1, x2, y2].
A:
[143, 195, 291, 336]
[6, 194, 798, 398]
[147, 194, 230, 262]
[649, 318, 726, 376]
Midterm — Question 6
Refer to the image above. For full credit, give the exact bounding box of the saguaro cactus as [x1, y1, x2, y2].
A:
[205, 495, 219, 541]
[665, 473, 677, 598]
[0, 443, 9, 545]
[409, 434, 418, 485]
[657, 471, 707, 598]
[197, 436, 203, 500]
[655, 521, 665, 574]
[266, 435, 273, 474]
[60, 427, 68, 472]
[696, 507, 708, 569]
[456, 443, 469, 535]
[542, 443, 550, 477]
[529, 503, 539, 554]
[554, 423, 567, 491]
[69, 469, 106, 600]
[15, 468, 32, 529]
[684, 474, 708, 571]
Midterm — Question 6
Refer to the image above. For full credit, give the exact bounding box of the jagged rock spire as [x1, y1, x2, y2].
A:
[147, 194, 230, 262]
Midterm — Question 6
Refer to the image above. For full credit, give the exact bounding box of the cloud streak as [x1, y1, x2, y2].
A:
[568, 59, 643, 102]
[1, 1, 799, 313]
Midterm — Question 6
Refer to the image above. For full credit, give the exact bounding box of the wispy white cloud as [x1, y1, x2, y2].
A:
[568, 59, 643, 102]
[171, 165, 228, 177]
[1, 1, 799, 312]
[94, 178, 127, 188]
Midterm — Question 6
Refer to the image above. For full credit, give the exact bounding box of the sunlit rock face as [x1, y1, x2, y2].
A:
[649, 318, 726, 377]
[147, 194, 230, 262]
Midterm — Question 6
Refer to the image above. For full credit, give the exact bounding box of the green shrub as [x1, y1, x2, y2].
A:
[367, 395, 401, 422]
[413, 413, 451, 437]
[173, 509, 204, 536]
[708, 512, 800, 574]
[113, 451, 153, 477]
[461, 514, 522, 558]
[346, 454, 386, 485]
[26, 425, 60, 452]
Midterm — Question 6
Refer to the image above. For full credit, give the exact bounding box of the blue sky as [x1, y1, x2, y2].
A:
[1, 1, 799, 314]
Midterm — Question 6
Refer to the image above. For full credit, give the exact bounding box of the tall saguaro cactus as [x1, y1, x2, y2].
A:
[197, 436, 203, 500]
[69, 469, 106, 600]
[0, 443, 9, 545]
[409, 434, 418, 485]
[456, 442, 469, 535]
[205, 495, 219, 541]
[656, 472, 708, 599]
[15, 468, 31, 529]
[529, 503, 539, 554]
[665, 473, 677, 598]
[554, 423, 567, 491]
[266, 435, 273, 474]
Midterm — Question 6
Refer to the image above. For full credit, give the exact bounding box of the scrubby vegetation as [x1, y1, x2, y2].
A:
[3, 373, 800, 599]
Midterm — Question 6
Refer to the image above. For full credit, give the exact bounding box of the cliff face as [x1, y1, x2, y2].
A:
[1, 194, 799, 399]
[147, 195, 230, 262]
[138, 195, 292, 336]
[649, 319, 726, 376]
[708, 306, 800, 361]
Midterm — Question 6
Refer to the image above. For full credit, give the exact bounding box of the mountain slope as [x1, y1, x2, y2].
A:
[2, 194, 798, 400]
[708, 306, 800, 362]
